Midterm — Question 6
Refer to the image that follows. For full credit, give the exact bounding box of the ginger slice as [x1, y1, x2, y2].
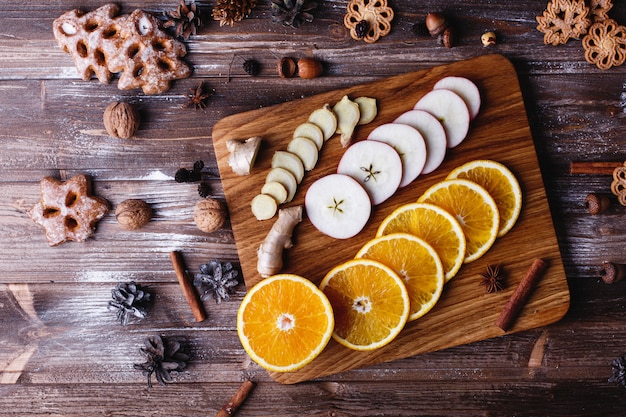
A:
[333, 95, 361, 148]
[226, 136, 262, 176]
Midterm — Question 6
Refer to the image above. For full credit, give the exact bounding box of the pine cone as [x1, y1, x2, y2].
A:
[108, 281, 151, 325]
[271, 0, 318, 28]
[194, 260, 239, 304]
[213, 0, 257, 27]
[162, 0, 203, 40]
[134, 335, 188, 387]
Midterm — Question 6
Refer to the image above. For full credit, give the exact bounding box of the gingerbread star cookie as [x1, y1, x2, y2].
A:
[28, 174, 109, 246]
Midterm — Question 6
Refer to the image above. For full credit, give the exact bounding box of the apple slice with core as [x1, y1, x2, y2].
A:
[414, 88, 470, 148]
[394, 109, 447, 174]
[367, 123, 426, 187]
[337, 140, 403, 205]
[433, 76, 481, 120]
[305, 173, 372, 239]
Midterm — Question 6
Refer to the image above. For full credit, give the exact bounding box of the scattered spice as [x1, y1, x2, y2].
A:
[495, 258, 548, 331]
[175, 160, 212, 198]
[183, 82, 211, 110]
[479, 264, 506, 293]
[198, 182, 212, 198]
[354, 19, 369, 38]
[194, 259, 239, 304]
[569, 161, 622, 175]
[134, 335, 188, 388]
[243, 59, 260, 76]
[162, 0, 203, 40]
[170, 250, 207, 322]
[609, 355, 626, 388]
[216, 379, 256, 417]
[108, 281, 151, 325]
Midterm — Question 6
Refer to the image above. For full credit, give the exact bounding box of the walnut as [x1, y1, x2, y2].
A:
[115, 199, 152, 230]
[103, 102, 140, 138]
[194, 198, 227, 233]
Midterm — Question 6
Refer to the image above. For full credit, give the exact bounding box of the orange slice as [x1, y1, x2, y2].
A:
[446, 159, 522, 237]
[377, 202, 465, 282]
[417, 179, 499, 263]
[237, 274, 334, 372]
[319, 258, 410, 351]
[356, 233, 444, 321]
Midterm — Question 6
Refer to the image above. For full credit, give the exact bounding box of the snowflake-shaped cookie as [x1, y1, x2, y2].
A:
[344, 0, 394, 44]
[612, 165, 626, 206]
[583, 18, 626, 70]
[28, 174, 109, 246]
[589, 0, 613, 23]
[536, 0, 591, 46]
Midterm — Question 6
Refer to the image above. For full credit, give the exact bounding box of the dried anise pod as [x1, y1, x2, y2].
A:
[271, 0, 318, 28]
[194, 260, 239, 304]
[162, 0, 203, 40]
[134, 335, 189, 388]
[610, 355, 626, 388]
[479, 264, 506, 293]
[108, 281, 151, 325]
[183, 82, 211, 110]
[243, 59, 261, 76]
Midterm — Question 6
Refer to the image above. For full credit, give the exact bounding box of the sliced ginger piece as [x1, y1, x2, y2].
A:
[251, 193, 278, 220]
[355, 97, 377, 125]
[308, 104, 337, 141]
[271, 150, 305, 184]
[293, 122, 324, 150]
[333, 95, 361, 148]
[287, 137, 319, 171]
[261, 181, 288, 205]
[226, 136, 262, 176]
[266, 167, 298, 202]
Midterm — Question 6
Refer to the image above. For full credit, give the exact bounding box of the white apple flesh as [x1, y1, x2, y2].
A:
[367, 123, 426, 187]
[305, 173, 372, 239]
[394, 109, 447, 174]
[433, 76, 481, 120]
[414, 88, 470, 148]
[337, 140, 403, 205]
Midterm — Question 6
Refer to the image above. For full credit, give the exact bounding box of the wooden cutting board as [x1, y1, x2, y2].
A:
[212, 54, 570, 384]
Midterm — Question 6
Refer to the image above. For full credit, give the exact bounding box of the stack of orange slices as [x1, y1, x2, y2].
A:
[237, 159, 522, 370]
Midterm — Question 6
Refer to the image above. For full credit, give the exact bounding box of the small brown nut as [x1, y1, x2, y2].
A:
[115, 199, 152, 230]
[194, 198, 227, 233]
[297, 58, 323, 79]
[103, 102, 140, 139]
[481, 31, 496, 47]
[425, 12, 449, 37]
[440, 27, 455, 48]
[277, 57, 296, 78]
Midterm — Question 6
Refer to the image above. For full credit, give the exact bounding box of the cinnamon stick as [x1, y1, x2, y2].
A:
[215, 379, 256, 417]
[170, 250, 206, 322]
[569, 161, 622, 175]
[495, 258, 548, 331]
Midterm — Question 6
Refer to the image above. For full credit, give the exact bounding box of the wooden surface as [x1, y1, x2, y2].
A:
[213, 54, 570, 383]
[2, 0, 626, 415]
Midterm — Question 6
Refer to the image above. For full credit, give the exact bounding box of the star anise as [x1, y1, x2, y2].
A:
[194, 260, 239, 304]
[479, 264, 505, 293]
[108, 281, 151, 325]
[609, 355, 626, 388]
[162, 0, 203, 40]
[183, 83, 211, 110]
[134, 335, 188, 388]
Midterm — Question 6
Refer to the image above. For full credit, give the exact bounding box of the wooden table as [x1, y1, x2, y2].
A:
[2, 1, 626, 415]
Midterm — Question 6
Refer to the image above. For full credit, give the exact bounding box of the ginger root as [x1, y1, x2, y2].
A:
[226, 136, 262, 176]
[257, 205, 303, 277]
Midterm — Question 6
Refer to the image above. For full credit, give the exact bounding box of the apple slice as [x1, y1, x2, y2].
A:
[367, 123, 426, 187]
[305, 173, 372, 239]
[271, 150, 305, 183]
[414, 88, 470, 148]
[287, 136, 319, 171]
[337, 140, 403, 205]
[433, 76, 481, 120]
[394, 109, 447, 174]
[266, 167, 298, 202]
[293, 122, 324, 150]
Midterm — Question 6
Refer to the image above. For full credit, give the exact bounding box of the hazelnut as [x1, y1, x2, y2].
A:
[194, 198, 227, 233]
[297, 58, 323, 79]
[440, 27, 456, 48]
[115, 199, 152, 230]
[425, 12, 449, 37]
[277, 57, 296, 78]
[481, 31, 497, 47]
[103, 102, 140, 139]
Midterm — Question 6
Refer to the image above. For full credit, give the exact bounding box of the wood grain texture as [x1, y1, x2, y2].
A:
[213, 54, 570, 383]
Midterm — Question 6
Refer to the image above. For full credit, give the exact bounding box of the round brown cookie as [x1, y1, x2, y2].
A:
[582, 18, 626, 69]
[344, 0, 394, 44]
